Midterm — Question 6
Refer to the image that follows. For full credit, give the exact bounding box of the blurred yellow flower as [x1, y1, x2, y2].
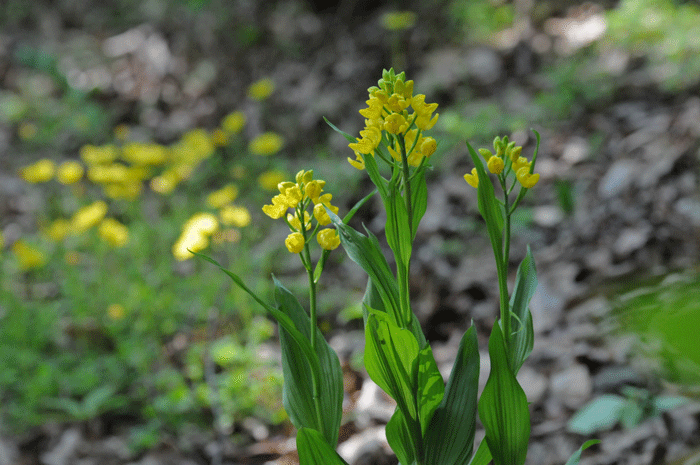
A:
[181, 129, 215, 161]
[381, 11, 416, 31]
[64, 250, 81, 266]
[71, 201, 108, 233]
[206, 184, 239, 209]
[257, 169, 287, 191]
[249, 132, 284, 156]
[107, 303, 125, 320]
[45, 218, 70, 242]
[103, 181, 142, 200]
[98, 218, 129, 247]
[18, 122, 38, 140]
[80, 144, 118, 165]
[220, 205, 251, 227]
[12, 240, 46, 271]
[247, 78, 275, 101]
[221, 111, 246, 134]
[172, 212, 219, 261]
[150, 170, 179, 194]
[57, 160, 84, 185]
[87, 163, 129, 184]
[121, 142, 168, 165]
[19, 159, 55, 183]
[211, 129, 229, 147]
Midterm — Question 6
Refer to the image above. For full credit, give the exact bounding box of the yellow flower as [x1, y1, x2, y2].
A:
[150, 170, 179, 194]
[181, 129, 215, 160]
[284, 232, 305, 254]
[121, 142, 168, 165]
[464, 168, 479, 189]
[348, 152, 366, 170]
[249, 132, 284, 156]
[348, 126, 382, 155]
[98, 218, 129, 247]
[420, 137, 437, 158]
[280, 185, 302, 208]
[12, 240, 46, 271]
[57, 160, 84, 185]
[71, 201, 108, 233]
[411, 94, 439, 130]
[80, 144, 118, 165]
[45, 218, 70, 242]
[512, 156, 530, 174]
[287, 212, 312, 232]
[256, 169, 285, 191]
[262, 194, 289, 219]
[487, 156, 505, 174]
[359, 97, 385, 120]
[221, 111, 246, 134]
[383, 113, 409, 134]
[172, 212, 219, 260]
[313, 194, 339, 226]
[103, 181, 142, 200]
[304, 180, 325, 202]
[478, 148, 493, 160]
[19, 159, 55, 183]
[87, 163, 129, 184]
[516, 168, 540, 189]
[248, 78, 275, 101]
[206, 184, 239, 209]
[317, 228, 340, 250]
[220, 205, 251, 227]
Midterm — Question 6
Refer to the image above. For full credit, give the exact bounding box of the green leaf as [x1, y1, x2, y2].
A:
[468, 440, 492, 465]
[327, 211, 402, 327]
[424, 325, 480, 465]
[297, 428, 349, 465]
[386, 408, 417, 465]
[567, 394, 625, 435]
[507, 246, 537, 374]
[478, 323, 530, 465]
[363, 145, 390, 201]
[274, 278, 343, 447]
[364, 309, 419, 422]
[467, 141, 504, 267]
[653, 395, 690, 412]
[385, 186, 412, 268]
[564, 439, 600, 465]
[324, 117, 359, 144]
[417, 344, 444, 436]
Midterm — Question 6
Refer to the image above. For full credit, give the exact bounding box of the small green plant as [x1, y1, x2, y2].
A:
[202, 68, 597, 464]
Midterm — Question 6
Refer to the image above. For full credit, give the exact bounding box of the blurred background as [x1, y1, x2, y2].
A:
[1, 0, 699, 464]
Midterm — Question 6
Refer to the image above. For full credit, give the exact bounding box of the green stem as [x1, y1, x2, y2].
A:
[499, 176, 512, 346]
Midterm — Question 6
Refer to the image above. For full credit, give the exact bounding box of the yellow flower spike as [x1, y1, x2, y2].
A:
[487, 156, 505, 174]
[478, 148, 493, 160]
[464, 168, 479, 189]
[57, 160, 84, 185]
[284, 232, 305, 254]
[19, 159, 55, 183]
[384, 113, 409, 134]
[512, 156, 530, 174]
[317, 228, 341, 250]
[222, 111, 246, 134]
[220, 205, 251, 227]
[98, 218, 129, 247]
[516, 168, 540, 189]
[71, 201, 108, 233]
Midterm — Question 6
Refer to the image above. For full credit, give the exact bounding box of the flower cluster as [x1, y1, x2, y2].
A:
[348, 68, 438, 170]
[262, 170, 340, 253]
[464, 135, 540, 189]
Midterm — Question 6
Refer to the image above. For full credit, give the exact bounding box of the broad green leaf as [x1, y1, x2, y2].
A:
[478, 323, 530, 465]
[327, 211, 402, 327]
[385, 186, 412, 268]
[653, 395, 690, 411]
[364, 309, 419, 421]
[314, 189, 376, 283]
[194, 253, 320, 380]
[467, 142, 504, 266]
[468, 440, 492, 465]
[424, 325, 480, 465]
[567, 394, 625, 435]
[409, 168, 428, 239]
[417, 344, 444, 436]
[386, 408, 417, 465]
[274, 278, 343, 447]
[297, 428, 349, 465]
[507, 246, 537, 374]
[564, 439, 600, 465]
